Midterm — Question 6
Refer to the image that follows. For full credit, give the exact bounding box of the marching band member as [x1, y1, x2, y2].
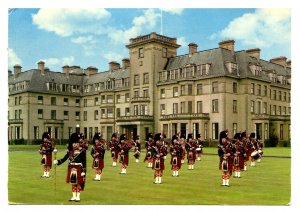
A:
[218, 137, 233, 187]
[195, 134, 203, 161]
[185, 134, 196, 170]
[53, 133, 86, 202]
[144, 133, 154, 168]
[232, 134, 244, 178]
[78, 133, 88, 190]
[249, 133, 259, 166]
[119, 134, 132, 174]
[109, 133, 120, 167]
[91, 133, 105, 181]
[179, 133, 186, 164]
[39, 132, 53, 178]
[133, 135, 141, 162]
[152, 133, 168, 184]
[257, 136, 264, 163]
[169, 135, 182, 177]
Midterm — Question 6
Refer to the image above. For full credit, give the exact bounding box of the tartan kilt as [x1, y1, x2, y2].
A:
[66, 165, 84, 185]
[120, 154, 129, 166]
[152, 158, 165, 171]
[170, 155, 182, 169]
[187, 150, 196, 161]
[219, 158, 233, 171]
[92, 158, 104, 170]
[41, 154, 52, 168]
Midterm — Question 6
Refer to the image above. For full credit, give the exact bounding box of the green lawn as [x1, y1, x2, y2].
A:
[8, 146, 291, 205]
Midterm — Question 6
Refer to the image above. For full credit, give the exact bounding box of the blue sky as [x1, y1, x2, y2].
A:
[8, 8, 291, 72]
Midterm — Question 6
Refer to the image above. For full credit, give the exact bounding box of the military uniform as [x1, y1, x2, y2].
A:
[169, 135, 182, 177]
[54, 133, 86, 202]
[39, 132, 53, 178]
[218, 138, 233, 187]
[109, 133, 120, 167]
[185, 134, 196, 170]
[119, 134, 132, 174]
[91, 133, 105, 181]
[133, 135, 141, 163]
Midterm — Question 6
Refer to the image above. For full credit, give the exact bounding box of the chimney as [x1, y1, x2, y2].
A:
[13, 64, 22, 79]
[246, 48, 261, 60]
[219, 40, 235, 54]
[188, 43, 198, 55]
[286, 60, 291, 68]
[122, 58, 130, 69]
[85, 66, 98, 76]
[62, 65, 70, 76]
[109, 61, 120, 72]
[38, 61, 45, 74]
[270, 56, 287, 67]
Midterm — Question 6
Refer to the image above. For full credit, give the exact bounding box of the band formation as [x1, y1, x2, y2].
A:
[39, 128, 263, 202]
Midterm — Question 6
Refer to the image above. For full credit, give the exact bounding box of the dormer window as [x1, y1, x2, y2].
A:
[196, 64, 210, 76]
[249, 63, 261, 76]
[267, 70, 277, 83]
[226, 62, 238, 74]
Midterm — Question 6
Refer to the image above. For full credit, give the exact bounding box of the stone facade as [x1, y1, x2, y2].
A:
[8, 32, 291, 144]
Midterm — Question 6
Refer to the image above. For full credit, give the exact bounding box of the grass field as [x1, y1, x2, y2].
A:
[8, 146, 291, 205]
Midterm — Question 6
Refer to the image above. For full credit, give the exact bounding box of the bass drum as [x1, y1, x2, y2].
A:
[251, 150, 261, 160]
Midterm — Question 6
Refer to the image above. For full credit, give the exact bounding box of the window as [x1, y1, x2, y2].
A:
[257, 84, 261, 96]
[134, 74, 140, 86]
[94, 97, 99, 106]
[263, 102, 268, 114]
[125, 93, 130, 102]
[264, 85, 268, 96]
[101, 95, 106, 103]
[197, 84, 203, 95]
[116, 108, 121, 117]
[250, 101, 255, 113]
[18, 109, 21, 119]
[257, 101, 261, 114]
[197, 101, 203, 113]
[273, 90, 276, 100]
[181, 85, 185, 96]
[75, 99, 80, 106]
[233, 82, 237, 93]
[51, 97, 56, 105]
[188, 84, 193, 95]
[162, 47, 167, 58]
[75, 111, 80, 120]
[188, 101, 192, 113]
[107, 95, 113, 103]
[140, 105, 148, 115]
[94, 110, 99, 120]
[38, 109, 43, 119]
[160, 104, 166, 115]
[272, 105, 276, 115]
[15, 97, 18, 105]
[18, 96, 22, 105]
[280, 124, 284, 140]
[84, 111, 87, 121]
[138, 47, 144, 58]
[283, 92, 287, 101]
[204, 123, 208, 140]
[283, 106, 286, 115]
[143, 73, 149, 84]
[64, 111, 69, 120]
[107, 108, 113, 118]
[212, 123, 219, 140]
[279, 91, 282, 101]
[264, 123, 269, 139]
[143, 89, 149, 98]
[64, 98, 69, 106]
[51, 110, 56, 120]
[212, 82, 218, 93]
[134, 90, 139, 98]
[38, 96, 43, 104]
[134, 105, 139, 115]
[212, 99, 218, 113]
[116, 95, 121, 103]
[84, 99, 87, 107]
[180, 102, 185, 113]
[34, 126, 39, 139]
[125, 108, 130, 116]
[101, 109, 106, 118]
[173, 103, 178, 114]
[233, 123, 237, 136]
[233, 100, 237, 113]
[173, 87, 178, 97]
[250, 83, 255, 94]
[278, 106, 282, 115]
[160, 89, 165, 99]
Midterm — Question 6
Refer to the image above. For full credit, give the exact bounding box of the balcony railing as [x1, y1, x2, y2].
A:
[44, 119, 64, 124]
[131, 97, 150, 103]
[161, 113, 209, 120]
[8, 119, 23, 124]
[116, 115, 153, 122]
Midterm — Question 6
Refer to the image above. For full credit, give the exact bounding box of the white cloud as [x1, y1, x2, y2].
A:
[212, 9, 291, 50]
[8, 48, 22, 66]
[41, 56, 75, 68]
[32, 8, 111, 37]
[103, 52, 124, 63]
[177, 36, 188, 47]
[71, 36, 97, 44]
[162, 8, 184, 15]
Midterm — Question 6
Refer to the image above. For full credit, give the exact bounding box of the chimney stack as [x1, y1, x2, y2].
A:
[286, 60, 291, 68]
[270, 56, 287, 67]
[219, 40, 235, 54]
[109, 61, 120, 72]
[38, 61, 45, 74]
[188, 43, 198, 55]
[85, 66, 98, 76]
[13, 64, 22, 79]
[246, 48, 261, 60]
[122, 58, 130, 69]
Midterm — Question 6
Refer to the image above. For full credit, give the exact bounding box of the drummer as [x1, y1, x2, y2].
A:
[249, 133, 259, 167]
[257, 135, 263, 163]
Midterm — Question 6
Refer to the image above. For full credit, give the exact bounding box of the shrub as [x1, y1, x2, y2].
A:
[13, 138, 25, 145]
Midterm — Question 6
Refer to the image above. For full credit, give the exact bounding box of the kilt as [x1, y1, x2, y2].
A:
[41, 154, 52, 168]
[120, 154, 129, 166]
[92, 158, 104, 170]
[219, 158, 233, 171]
[170, 155, 182, 169]
[187, 150, 196, 161]
[66, 165, 84, 185]
[152, 158, 165, 171]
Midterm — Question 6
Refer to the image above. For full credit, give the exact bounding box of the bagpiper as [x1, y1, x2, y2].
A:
[91, 132, 105, 181]
[151, 133, 168, 184]
[257, 135, 264, 163]
[53, 133, 86, 202]
[218, 137, 234, 187]
[109, 133, 120, 167]
[195, 134, 204, 161]
[232, 133, 244, 178]
[185, 133, 196, 170]
[119, 134, 132, 174]
[179, 133, 186, 164]
[133, 135, 141, 163]
[39, 132, 53, 178]
[144, 132, 154, 168]
[78, 133, 88, 190]
[169, 134, 183, 177]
